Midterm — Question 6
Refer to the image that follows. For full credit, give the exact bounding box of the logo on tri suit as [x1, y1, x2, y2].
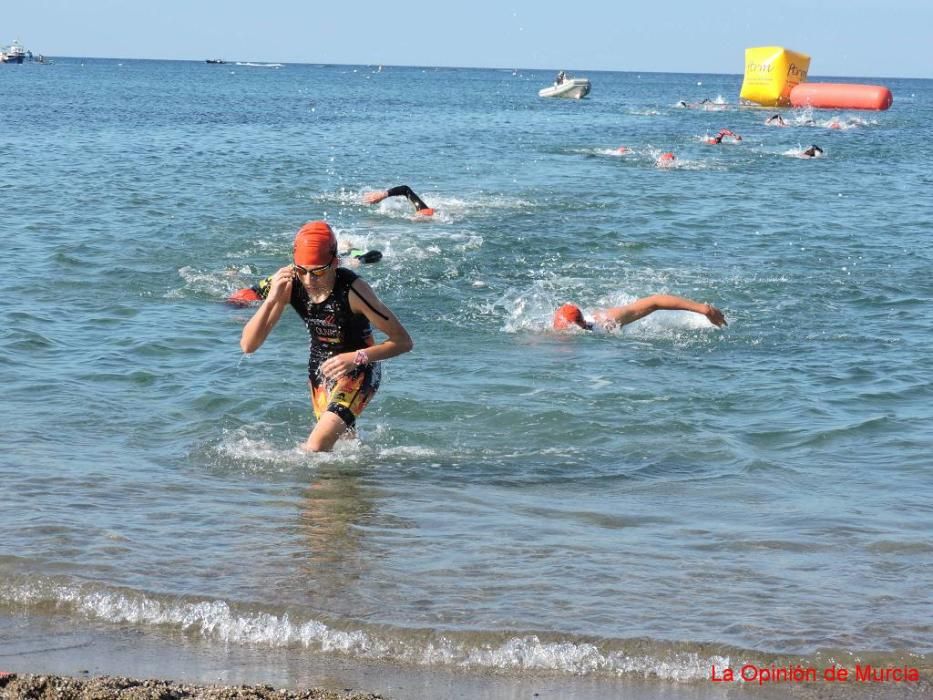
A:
[307, 312, 343, 344]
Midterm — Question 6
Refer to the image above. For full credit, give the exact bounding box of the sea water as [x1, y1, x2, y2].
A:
[1, 59, 931, 690]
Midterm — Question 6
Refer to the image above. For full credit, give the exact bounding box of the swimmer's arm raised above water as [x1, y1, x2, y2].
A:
[240, 266, 293, 353]
[595, 294, 727, 329]
[363, 185, 432, 212]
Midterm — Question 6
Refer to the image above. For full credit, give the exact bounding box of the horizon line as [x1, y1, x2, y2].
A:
[20, 55, 926, 82]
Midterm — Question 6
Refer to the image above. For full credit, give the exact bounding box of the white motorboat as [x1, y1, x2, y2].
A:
[1, 40, 26, 64]
[539, 75, 591, 99]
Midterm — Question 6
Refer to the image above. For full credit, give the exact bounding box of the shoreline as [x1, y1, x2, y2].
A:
[2, 613, 929, 700]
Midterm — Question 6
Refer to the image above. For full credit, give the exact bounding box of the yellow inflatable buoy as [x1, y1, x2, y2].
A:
[739, 47, 810, 107]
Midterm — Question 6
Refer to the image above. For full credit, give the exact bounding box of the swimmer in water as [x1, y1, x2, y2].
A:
[656, 152, 676, 167]
[363, 185, 434, 216]
[766, 114, 787, 126]
[338, 239, 383, 267]
[553, 295, 727, 332]
[801, 145, 824, 158]
[706, 128, 742, 144]
[676, 98, 713, 109]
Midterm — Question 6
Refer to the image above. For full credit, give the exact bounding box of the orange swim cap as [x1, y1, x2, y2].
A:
[227, 288, 262, 306]
[553, 303, 587, 330]
[659, 152, 676, 161]
[293, 221, 337, 266]
[416, 208, 435, 217]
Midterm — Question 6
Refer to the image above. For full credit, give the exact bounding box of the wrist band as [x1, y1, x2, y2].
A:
[354, 349, 370, 366]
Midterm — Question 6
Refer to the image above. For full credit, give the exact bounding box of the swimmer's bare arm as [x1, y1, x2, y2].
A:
[319, 279, 414, 380]
[240, 266, 293, 353]
[595, 294, 727, 329]
[363, 190, 389, 204]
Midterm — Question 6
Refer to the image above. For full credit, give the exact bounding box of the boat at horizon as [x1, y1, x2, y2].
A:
[1, 39, 27, 64]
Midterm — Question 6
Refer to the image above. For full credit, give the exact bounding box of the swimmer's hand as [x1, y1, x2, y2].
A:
[704, 304, 727, 327]
[363, 191, 388, 205]
[321, 352, 356, 380]
[266, 266, 294, 303]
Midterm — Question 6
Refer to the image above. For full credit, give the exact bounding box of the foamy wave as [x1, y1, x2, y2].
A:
[174, 265, 261, 300]
[210, 425, 439, 470]
[0, 579, 731, 680]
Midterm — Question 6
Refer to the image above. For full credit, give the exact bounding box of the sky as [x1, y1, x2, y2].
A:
[3, 0, 932, 79]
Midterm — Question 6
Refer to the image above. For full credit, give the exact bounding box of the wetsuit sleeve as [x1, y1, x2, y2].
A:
[385, 185, 429, 211]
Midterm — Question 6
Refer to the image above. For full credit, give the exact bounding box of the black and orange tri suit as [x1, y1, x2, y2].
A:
[257, 267, 381, 427]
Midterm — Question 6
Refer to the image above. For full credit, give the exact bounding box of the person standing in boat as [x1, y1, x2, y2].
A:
[555, 71, 566, 85]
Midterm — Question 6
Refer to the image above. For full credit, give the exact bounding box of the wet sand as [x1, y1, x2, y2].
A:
[1, 613, 928, 700]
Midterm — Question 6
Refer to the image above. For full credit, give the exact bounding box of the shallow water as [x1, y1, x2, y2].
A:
[1, 59, 931, 683]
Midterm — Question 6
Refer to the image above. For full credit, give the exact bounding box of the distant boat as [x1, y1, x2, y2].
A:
[1, 40, 26, 64]
[205, 58, 226, 64]
[539, 72, 591, 99]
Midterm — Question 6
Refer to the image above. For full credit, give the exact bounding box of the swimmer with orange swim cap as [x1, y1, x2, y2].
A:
[656, 152, 676, 167]
[553, 295, 727, 332]
[706, 129, 742, 145]
[239, 221, 413, 452]
[363, 185, 434, 216]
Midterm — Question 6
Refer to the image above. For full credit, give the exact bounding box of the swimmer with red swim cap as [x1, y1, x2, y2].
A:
[553, 295, 727, 332]
[239, 221, 413, 452]
[364, 185, 434, 216]
[656, 152, 676, 167]
[706, 129, 742, 145]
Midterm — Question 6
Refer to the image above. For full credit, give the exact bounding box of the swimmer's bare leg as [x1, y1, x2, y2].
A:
[303, 411, 349, 452]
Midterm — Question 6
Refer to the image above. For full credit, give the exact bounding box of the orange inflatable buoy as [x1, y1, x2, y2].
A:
[790, 83, 892, 111]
